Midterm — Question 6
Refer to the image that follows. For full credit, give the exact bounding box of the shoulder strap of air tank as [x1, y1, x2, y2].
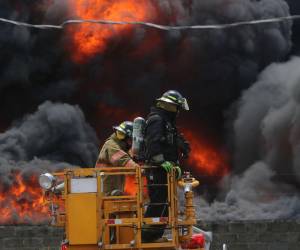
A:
[146, 113, 164, 124]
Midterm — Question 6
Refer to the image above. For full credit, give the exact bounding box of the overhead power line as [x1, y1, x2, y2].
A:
[0, 15, 299, 31]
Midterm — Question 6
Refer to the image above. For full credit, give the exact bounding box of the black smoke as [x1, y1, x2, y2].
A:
[234, 56, 300, 185]
[197, 57, 300, 220]
[0, 0, 293, 133]
[0, 101, 98, 166]
[0, 101, 98, 224]
[0, 0, 299, 222]
[286, 0, 300, 54]
[197, 162, 300, 220]
[0, 100, 98, 180]
[0, 0, 76, 123]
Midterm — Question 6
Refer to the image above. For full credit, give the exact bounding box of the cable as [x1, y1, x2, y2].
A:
[0, 15, 299, 31]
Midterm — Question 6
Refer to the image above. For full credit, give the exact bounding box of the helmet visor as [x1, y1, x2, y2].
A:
[113, 126, 126, 134]
[157, 97, 189, 111]
[180, 98, 189, 111]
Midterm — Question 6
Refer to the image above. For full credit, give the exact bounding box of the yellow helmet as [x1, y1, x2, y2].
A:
[113, 121, 133, 139]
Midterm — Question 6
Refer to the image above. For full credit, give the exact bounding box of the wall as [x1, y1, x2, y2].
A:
[0, 225, 63, 250]
[0, 221, 299, 250]
[198, 220, 300, 250]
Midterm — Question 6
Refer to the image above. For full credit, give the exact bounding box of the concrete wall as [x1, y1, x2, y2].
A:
[198, 220, 300, 250]
[0, 226, 63, 250]
[0, 221, 299, 250]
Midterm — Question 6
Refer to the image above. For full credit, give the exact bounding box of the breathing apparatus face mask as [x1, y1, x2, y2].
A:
[157, 101, 178, 113]
[116, 130, 126, 140]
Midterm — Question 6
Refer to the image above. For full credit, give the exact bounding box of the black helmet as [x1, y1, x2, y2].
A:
[113, 121, 133, 137]
[157, 90, 189, 111]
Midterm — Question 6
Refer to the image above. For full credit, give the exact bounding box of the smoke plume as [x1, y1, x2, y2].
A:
[0, 0, 299, 222]
[0, 101, 98, 166]
[197, 162, 300, 220]
[0, 101, 98, 224]
[76, 0, 292, 114]
[0, 0, 292, 128]
[286, 0, 300, 54]
[0, 100, 99, 176]
[234, 56, 300, 181]
[0, 0, 76, 123]
[197, 57, 300, 220]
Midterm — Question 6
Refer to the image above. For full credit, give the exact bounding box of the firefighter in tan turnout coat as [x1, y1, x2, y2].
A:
[96, 121, 139, 195]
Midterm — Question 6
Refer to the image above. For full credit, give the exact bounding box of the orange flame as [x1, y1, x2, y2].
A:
[124, 131, 229, 193]
[0, 172, 49, 224]
[67, 0, 155, 62]
[124, 176, 148, 196]
[124, 175, 136, 195]
[184, 130, 229, 177]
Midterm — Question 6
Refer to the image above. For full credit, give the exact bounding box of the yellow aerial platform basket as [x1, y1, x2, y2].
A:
[40, 166, 211, 250]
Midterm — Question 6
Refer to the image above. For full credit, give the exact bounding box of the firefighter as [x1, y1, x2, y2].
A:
[142, 90, 191, 242]
[96, 121, 139, 195]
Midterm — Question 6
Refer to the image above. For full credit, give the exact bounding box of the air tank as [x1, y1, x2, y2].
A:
[132, 117, 146, 161]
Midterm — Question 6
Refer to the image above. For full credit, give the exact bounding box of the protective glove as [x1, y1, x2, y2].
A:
[161, 161, 174, 173]
[174, 166, 182, 180]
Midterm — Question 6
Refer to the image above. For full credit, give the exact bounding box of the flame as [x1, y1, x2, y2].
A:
[67, 0, 155, 62]
[184, 131, 229, 177]
[124, 176, 136, 195]
[124, 176, 147, 196]
[0, 172, 49, 224]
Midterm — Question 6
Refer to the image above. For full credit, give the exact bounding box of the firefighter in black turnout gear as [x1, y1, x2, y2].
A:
[142, 90, 191, 242]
